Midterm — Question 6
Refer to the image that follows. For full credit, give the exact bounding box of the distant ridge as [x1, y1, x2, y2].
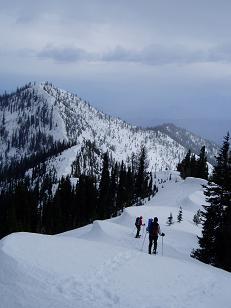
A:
[150, 123, 218, 165]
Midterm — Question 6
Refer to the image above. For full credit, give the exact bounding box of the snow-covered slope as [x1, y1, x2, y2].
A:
[0, 172, 230, 308]
[0, 83, 215, 175]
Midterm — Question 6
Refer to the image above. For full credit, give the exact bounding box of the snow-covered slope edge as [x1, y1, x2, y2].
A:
[0, 172, 230, 308]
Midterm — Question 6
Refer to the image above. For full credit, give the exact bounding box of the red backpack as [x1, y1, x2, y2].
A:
[152, 222, 159, 236]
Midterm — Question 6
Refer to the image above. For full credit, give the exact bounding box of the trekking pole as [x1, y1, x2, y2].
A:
[141, 224, 145, 238]
[141, 231, 147, 251]
[161, 233, 165, 256]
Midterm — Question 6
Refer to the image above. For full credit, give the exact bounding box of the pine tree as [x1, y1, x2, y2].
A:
[116, 161, 126, 212]
[98, 153, 110, 219]
[190, 154, 197, 177]
[192, 134, 231, 271]
[177, 150, 191, 179]
[135, 146, 149, 201]
[148, 173, 153, 200]
[177, 206, 183, 222]
[167, 212, 173, 225]
[109, 163, 118, 217]
[193, 210, 201, 225]
[177, 147, 208, 180]
[197, 146, 208, 180]
[125, 166, 135, 207]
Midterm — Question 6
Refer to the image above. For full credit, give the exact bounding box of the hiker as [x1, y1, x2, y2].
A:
[148, 217, 164, 254]
[135, 216, 145, 238]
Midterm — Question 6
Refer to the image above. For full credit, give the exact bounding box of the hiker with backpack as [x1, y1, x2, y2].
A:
[135, 216, 145, 238]
[148, 217, 165, 254]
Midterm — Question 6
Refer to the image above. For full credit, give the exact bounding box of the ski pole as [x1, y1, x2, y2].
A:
[141, 231, 147, 251]
[141, 224, 145, 238]
[161, 235, 163, 256]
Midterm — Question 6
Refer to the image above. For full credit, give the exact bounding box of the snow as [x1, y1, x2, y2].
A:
[0, 172, 230, 308]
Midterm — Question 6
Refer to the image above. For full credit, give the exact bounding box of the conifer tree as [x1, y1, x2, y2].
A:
[197, 146, 208, 180]
[135, 146, 149, 201]
[177, 147, 208, 180]
[98, 152, 110, 219]
[190, 154, 197, 177]
[193, 133, 231, 271]
[109, 163, 118, 217]
[193, 210, 201, 225]
[116, 161, 127, 212]
[125, 166, 135, 207]
[177, 150, 191, 179]
[177, 206, 183, 222]
[167, 212, 173, 225]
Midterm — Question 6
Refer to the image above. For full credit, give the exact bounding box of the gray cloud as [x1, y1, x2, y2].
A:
[102, 43, 231, 65]
[38, 46, 94, 63]
[102, 45, 207, 65]
[37, 43, 231, 66]
[208, 43, 231, 62]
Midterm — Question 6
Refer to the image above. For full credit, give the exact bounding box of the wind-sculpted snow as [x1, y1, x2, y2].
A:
[181, 191, 205, 210]
[0, 173, 230, 307]
[111, 209, 135, 228]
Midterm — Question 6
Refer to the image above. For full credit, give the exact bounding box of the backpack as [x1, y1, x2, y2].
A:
[152, 222, 159, 236]
[149, 222, 159, 236]
[146, 218, 153, 232]
[135, 217, 141, 226]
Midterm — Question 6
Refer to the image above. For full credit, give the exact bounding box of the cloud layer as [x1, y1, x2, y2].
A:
[36, 42, 231, 66]
[0, 0, 231, 142]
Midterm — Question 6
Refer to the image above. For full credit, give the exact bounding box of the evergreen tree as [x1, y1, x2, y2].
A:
[177, 147, 208, 180]
[167, 212, 173, 225]
[116, 161, 127, 213]
[177, 150, 191, 179]
[197, 146, 208, 180]
[98, 153, 110, 219]
[125, 166, 135, 207]
[135, 146, 149, 201]
[192, 134, 231, 271]
[190, 154, 197, 177]
[108, 163, 118, 217]
[76, 175, 98, 227]
[177, 206, 183, 222]
[193, 210, 202, 225]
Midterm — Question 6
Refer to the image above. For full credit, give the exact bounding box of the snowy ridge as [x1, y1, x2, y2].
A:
[0, 171, 230, 308]
[153, 123, 219, 165]
[0, 83, 215, 177]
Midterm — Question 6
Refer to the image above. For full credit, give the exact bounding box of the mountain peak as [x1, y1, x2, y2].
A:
[0, 83, 218, 175]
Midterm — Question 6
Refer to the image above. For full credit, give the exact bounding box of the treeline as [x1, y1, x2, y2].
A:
[0, 146, 157, 238]
[192, 134, 231, 272]
[177, 146, 208, 180]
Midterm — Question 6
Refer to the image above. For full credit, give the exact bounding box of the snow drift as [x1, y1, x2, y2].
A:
[0, 173, 230, 308]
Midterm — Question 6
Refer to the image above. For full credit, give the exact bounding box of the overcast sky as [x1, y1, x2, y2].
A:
[1, 0, 231, 143]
